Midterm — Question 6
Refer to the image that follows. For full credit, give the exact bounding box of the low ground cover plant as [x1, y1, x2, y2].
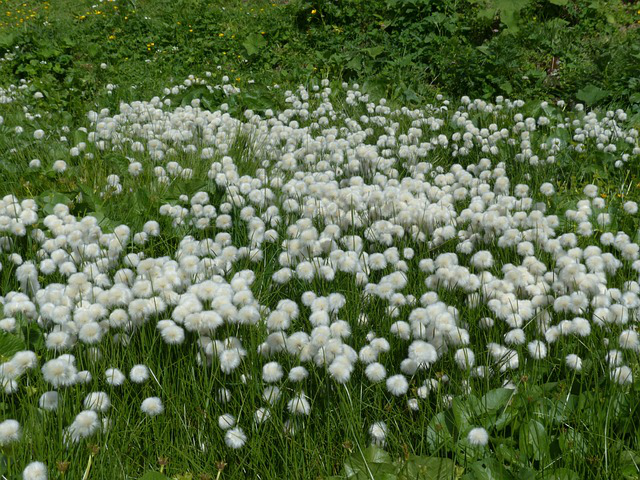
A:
[0, 74, 639, 479]
[0, 1, 640, 479]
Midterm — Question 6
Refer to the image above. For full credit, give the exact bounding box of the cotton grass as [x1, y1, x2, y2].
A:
[0, 74, 639, 477]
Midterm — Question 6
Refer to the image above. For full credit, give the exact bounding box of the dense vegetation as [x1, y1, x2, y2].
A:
[0, 1, 640, 480]
[0, 0, 639, 118]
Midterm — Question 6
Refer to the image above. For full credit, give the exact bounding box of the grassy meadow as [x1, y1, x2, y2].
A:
[0, 1, 640, 479]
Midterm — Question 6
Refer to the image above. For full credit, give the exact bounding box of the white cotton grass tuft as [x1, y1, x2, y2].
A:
[328, 357, 353, 384]
[254, 407, 271, 424]
[3, 77, 640, 461]
[504, 329, 526, 345]
[141, 397, 164, 416]
[67, 410, 100, 442]
[78, 322, 103, 344]
[408, 340, 438, 366]
[565, 354, 583, 372]
[365, 362, 387, 383]
[453, 348, 475, 370]
[369, 421, 387, 446]
[105, 368, 126, 386]
[129, 364, 150, 383]
[161, 324, 185, 345]
[0, 419, 21, 446]
[527, 341, 547, 360]
[12, 351, 37, 371]
[224, 427, 247, 449]
[52, 160, 67, 173]
[610, 365, 633, 385]
[38, 391, 59, 411]
[263, 386, 281, 404]
[83, 392, 111, 412]
[288, 366, 308, 382]
[386, 374, 409, 396]
[619, 329, 639, 351]
[41, 358, 77, 388]
[287, 392, 311, 415]
[76, 371, 92, 384]
[262, 361, 284, 383]
[218, 413, 236, 430]
[467, 427, 489, 446]
[219, 349, 242, 374]
[22, 461, 48, 480]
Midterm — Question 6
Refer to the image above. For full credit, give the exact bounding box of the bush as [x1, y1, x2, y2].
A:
[294, 0, 640, 107]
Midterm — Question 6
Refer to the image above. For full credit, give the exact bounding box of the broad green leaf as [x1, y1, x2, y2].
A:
[519, 419, 549, 462]
[179, 86, 209, 107]
[362, 446, 392, 464]
[21, 323, 44, 351]
[39, 191, 72, 215]
[452, 396, 481, 432]
[402, 456, 457, 480]
[576, 84, 610, 105]
[481, 388, 514, 414]
[495, 0, 529, 13]
[477, 7, 495, 19]
[427, 12, 448, 24]
[559, 429, 586, 456]
[620, 450, 640, 479]
[87, 44, 100, 58]
[609, 391, 631, 421]
[344, 460, 396, 480]
[0, 160, 18, 175]
[77, 184, 102, 212]
[139, 472, 171, 480]
[549, 0, 568, 5]
[499, 10, 519, 32]
[499, 82, 513, 94]
[346, 55, 363, 71]
[548, 396, 576, 424]
[238, 91, 275, 111]
[466, 458, 514, 480]
[544, 468, 579, 480]
[365, 46, 385, 58]
[344, 446, 395, 479]
[0, 32, 16, 49]
[515, 467, 537, 480]
[242, 33, 267, 56]
[495, 441, 521, 465]
[86, 211, 118, 233]
[0, 331, 25, 361]
[494, 0, 529, 32]
[426, 412, 453, 450]
[403, 88, 420, 104]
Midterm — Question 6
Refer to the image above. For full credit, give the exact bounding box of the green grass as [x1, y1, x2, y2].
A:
[0, 77, 638, 478]
[0, 1, 639, 480]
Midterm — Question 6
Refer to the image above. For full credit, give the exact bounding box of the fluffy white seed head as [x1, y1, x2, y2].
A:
[467, 427, 489, 446]
[22, 462, 48, 480]
[141, 397, 164, 416]
[0, 419, 21, 446]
